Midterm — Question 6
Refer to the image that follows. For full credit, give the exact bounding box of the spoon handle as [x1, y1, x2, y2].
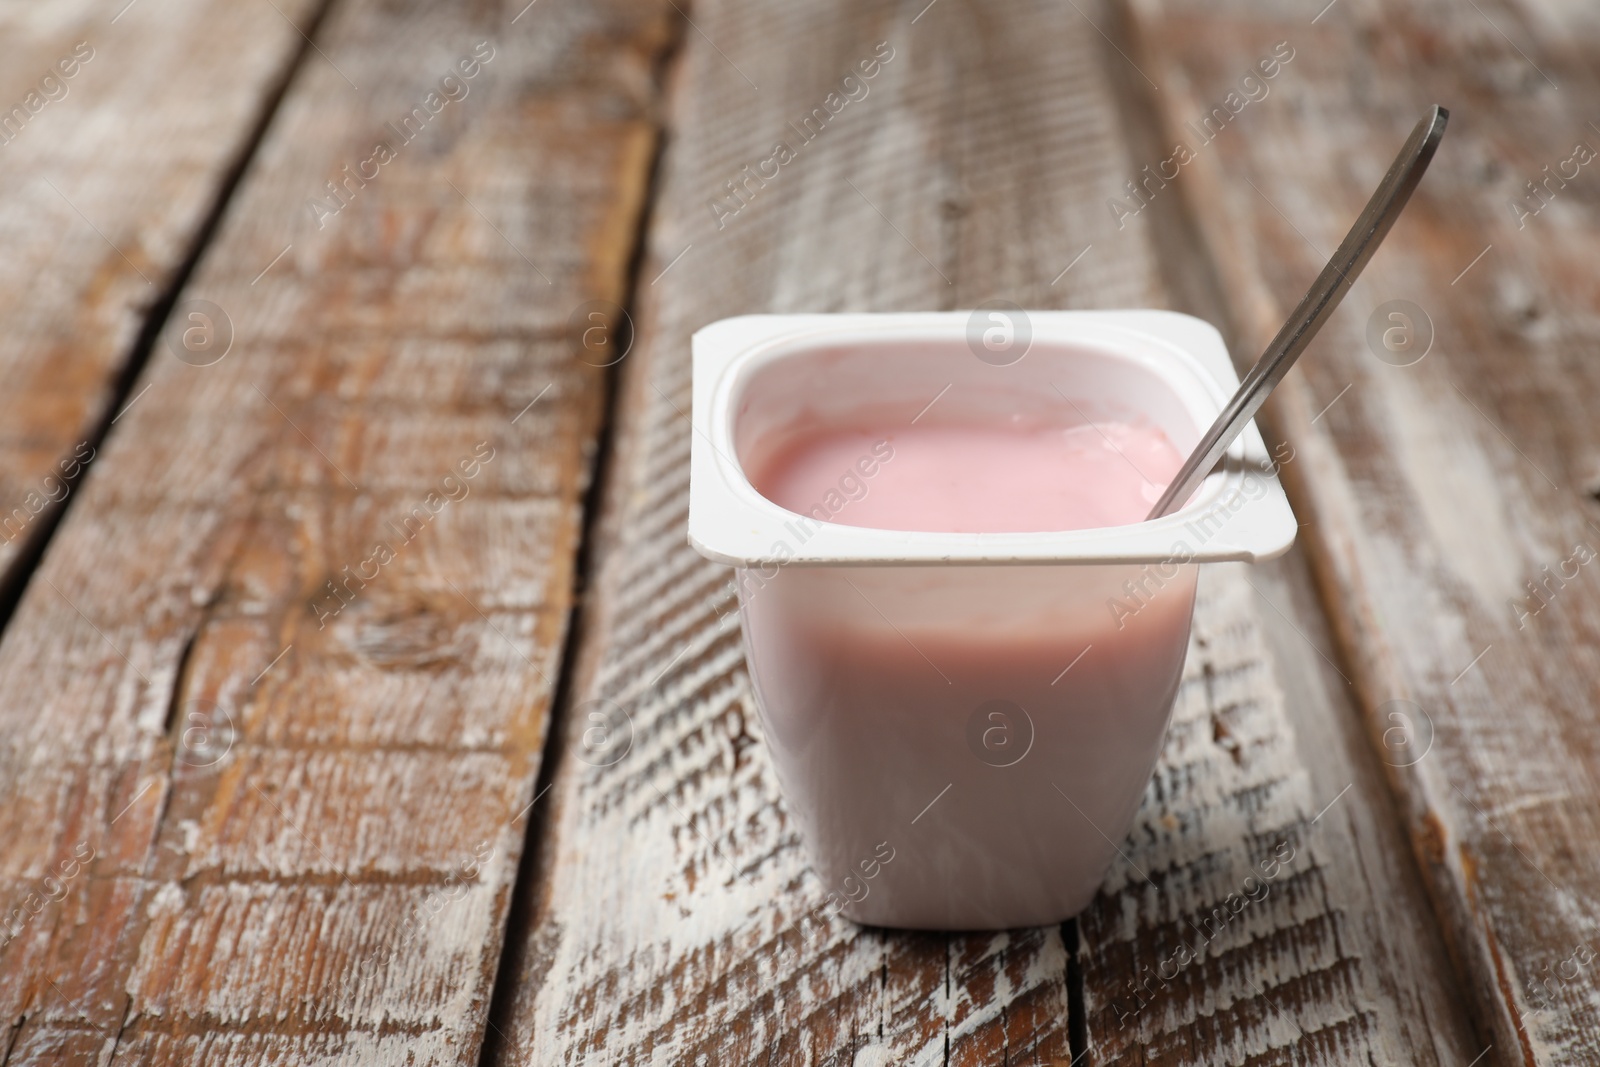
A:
[1145, 104, 1449, 522]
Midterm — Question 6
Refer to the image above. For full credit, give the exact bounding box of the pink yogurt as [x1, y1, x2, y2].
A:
[750, 418, 1185, 534]
[739, 414, 1194, 929]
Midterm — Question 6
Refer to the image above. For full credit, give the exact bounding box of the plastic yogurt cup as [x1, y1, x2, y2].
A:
[688, 310, 1297, 930]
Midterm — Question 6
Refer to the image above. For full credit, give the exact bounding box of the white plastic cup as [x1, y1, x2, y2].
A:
[689, 311, 1296, 930]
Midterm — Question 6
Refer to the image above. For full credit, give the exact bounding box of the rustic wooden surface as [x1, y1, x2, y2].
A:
[0, 0, 322, 594]
[484, 1, 1477, 1064]
[1, 0, 1595, 1062]
[1121, 0, 1600, 1061]
[0, 0, 670, 1062]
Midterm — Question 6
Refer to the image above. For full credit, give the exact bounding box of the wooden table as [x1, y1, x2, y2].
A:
[1, 0, 1593, 1062]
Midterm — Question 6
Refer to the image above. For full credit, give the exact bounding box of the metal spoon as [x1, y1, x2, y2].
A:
[1145, 104, 1448, 521]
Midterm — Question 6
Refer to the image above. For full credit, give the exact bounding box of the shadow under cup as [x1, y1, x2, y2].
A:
[728, 332, 1203, 930]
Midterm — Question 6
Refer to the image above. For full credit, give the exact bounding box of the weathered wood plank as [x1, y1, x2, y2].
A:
[1122, 0, 1600, 1061]
[486, 0, 1477, 1063]
[1077, 562, 1476, 1063]
[0, 0, 324, 592]
[0, 0, 673, 1061]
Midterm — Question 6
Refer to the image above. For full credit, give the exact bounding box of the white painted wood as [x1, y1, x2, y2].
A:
[0, 0, 671, 1061]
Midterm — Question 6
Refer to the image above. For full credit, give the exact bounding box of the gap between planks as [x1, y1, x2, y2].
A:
[0, 0, 343, 652]
[474, 6, 690, 1063]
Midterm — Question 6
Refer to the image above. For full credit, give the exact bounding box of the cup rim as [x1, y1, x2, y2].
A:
[688, 310, 1298, 567]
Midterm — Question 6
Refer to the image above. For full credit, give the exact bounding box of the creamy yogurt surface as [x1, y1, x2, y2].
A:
[749, 414, 1185, 533]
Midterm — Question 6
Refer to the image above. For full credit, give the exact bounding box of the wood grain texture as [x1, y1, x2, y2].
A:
[487, 0, 1476, 1062]
[0, 0, 673, 1062]
[1121, 0, 1600, 1061]
[1076, 564, 1474, 1064]
[0, 0, 323, 590]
